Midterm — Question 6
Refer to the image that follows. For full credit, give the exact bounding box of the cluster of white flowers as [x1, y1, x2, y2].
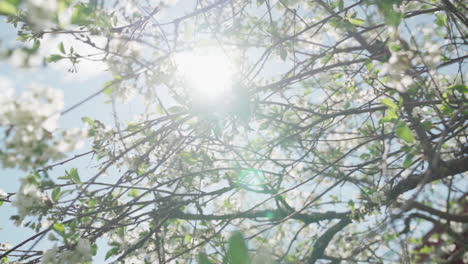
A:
[381, 41, 414, 93]
[25, 0, 58, 31]
[42, 238, 92, 264]
[368, 191, 386, 205]
[0, 188, 8, 200]
[0, 83, 87, 170]
[12, 179, 50, 222]
[417, 43, 441, 67]
[412, 106, 431, 118]
[382, 37, 443, 93]
[0, 242, 11, 251]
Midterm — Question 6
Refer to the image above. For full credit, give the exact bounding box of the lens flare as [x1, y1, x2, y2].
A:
[174, 49, 234, 101]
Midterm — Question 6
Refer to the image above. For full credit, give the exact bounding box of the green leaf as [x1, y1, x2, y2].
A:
[347, 17, 365, 25]
[337, 0, 344, 11]
[403, 152, 414, 168]
[419, 245, 432, 254]
[380, 109, 398, 123]
[421, 120, 432, 130]
[199, 253, 214, 264]
[81, 116, 95, 126]
[105, 247, 120, 260]
[128, 188, 139, 198]
[381, 98, 399, 111]
[52, 187, 62, 202]
[226, 231, 249, 264]
[448, 84, 468, 93]
[375, 0, 403, 27]
[47, 54, 64, 63]
[440, 103, 453, 115]
[71, 4, 94, 25]
[58, 42, 66, 54]
[390, 43, 401, 52]
[91, 243, 98, 256]
[32, 40, 41, 51]
[396, 121, 415, 144]
[68, 168, 81, 184]
[53, 222, 65, 235]
[256, 0, 265, 6]
[435, 13, 447, 27]
[103, 87, 114, 97]
[0, 1, 17, 16]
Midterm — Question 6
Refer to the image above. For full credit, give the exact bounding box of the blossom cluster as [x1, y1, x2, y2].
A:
[0, 83, 86, 170]
[381, 41, 414, 93]
[12, 178, 50, 223]
[25, 0, 59, 30]
[382, 39, 441, 93]
[42, 238, 93, 264]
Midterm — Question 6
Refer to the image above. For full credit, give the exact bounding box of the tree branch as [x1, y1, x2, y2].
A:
[388, 156, 468, 201]
[307, 217, 352, 264]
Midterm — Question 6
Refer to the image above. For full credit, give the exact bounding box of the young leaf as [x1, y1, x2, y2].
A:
[381, 98, 399, 111]
[47, 54, 64, 63]
[128, 188, 139, 198]
[58, 42, 66, 54]
[199, 253, 214, 264]
[403, 152, 414, 168]
[68, 168, 81, 184]
[105, 247, 120, 260]
[51, 187, 62, 202]
[226, 231, 249, 264]
[53, 222, 65, 236]
[448, 84, 468, 93]
[82, 116, 95, 126]
[347, 17, 365, 25]
[396, 121, 415, 144]
[380, 109, 398, 123]
[0, 1, 17, 16]
[337, 0, 344, 11]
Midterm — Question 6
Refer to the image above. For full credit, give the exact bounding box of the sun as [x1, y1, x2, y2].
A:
[174, 48, 235, 102]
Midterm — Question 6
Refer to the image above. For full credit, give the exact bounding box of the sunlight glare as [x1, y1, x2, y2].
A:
[175, 49, 234, 101]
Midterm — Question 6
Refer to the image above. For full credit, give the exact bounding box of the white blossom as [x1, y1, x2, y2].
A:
[12, 179, 49, 222]
[0, 188, 7, 200]
[25, 0, 58, 31]
[41, 246, 59, 264]
[41, 238, 92, 264]
[0, 84, 86, 170]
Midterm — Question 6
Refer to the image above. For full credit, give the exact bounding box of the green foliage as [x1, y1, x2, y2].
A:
[448, 84, 468, 93]
[198, 253, 214, 264]
[381, 98, 399, 111]
[0, 0, 17, 16]
[58, 42, 66, 54]
[374, 0, 403, 27]
[395, 121, 415, 144]
[224, 231, 249, 264]
[71, 3, 95, 25]
[105, 246, 120, 260]
[47, 54, 64, 63]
